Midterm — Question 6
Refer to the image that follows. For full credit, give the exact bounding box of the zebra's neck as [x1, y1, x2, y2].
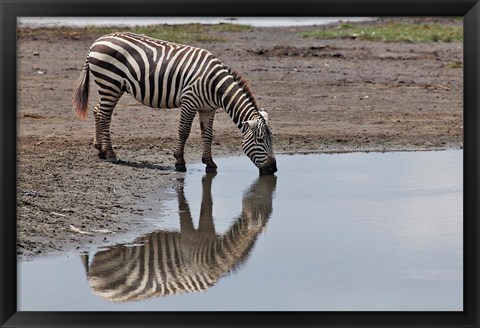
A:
[215, 73, 261, 133]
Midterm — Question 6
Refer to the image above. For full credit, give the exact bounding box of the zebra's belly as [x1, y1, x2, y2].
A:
[126, 84, 181, 109]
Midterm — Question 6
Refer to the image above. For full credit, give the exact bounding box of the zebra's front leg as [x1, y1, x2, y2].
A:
[198, 109, 217, 173]
[174, 105, 197, 172]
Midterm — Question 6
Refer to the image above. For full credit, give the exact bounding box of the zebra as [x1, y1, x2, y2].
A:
[81, 173, 277, 302]
[72, 32, 277, 175]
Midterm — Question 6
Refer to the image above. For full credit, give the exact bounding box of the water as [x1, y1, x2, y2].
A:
[17, 17, 374, 28]
[18, 150, 463, 311]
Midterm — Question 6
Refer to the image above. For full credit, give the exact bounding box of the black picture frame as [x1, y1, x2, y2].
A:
[1, 0, 478, 327]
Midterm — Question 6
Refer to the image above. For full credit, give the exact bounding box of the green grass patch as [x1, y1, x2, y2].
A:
[18, 23, 253, 43]
[301, 22, 463, 42]
[444, 61, 463, 69]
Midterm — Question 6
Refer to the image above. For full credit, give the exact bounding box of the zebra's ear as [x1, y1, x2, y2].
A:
[243, 119, 258, 130]
[259, 108, 268, 122]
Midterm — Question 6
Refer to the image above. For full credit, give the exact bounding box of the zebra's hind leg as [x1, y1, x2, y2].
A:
[173, 104, 197, 172]
[93, 103, 103, 155]
[94, 94, 123, 162]
[198, 109, 217, 173]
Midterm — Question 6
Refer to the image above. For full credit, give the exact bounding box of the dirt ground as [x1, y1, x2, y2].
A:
[16, 17, 463, 260]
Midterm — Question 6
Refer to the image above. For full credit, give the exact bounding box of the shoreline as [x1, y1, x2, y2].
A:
[18, 146, 463, 262]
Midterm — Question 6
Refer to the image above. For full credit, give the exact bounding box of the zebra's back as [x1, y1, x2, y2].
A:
[88, 32, 217, 109]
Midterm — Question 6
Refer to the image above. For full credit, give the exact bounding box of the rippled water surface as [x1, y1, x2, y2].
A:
[18, 151, 463, 311]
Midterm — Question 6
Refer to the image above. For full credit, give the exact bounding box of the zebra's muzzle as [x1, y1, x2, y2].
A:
[259, 157, 277, 175]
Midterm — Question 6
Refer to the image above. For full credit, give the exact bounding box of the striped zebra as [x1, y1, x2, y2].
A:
[72, 32, 277, 175]
[81, 173, 277, 302]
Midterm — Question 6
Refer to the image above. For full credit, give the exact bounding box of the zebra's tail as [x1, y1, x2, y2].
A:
[72, 58, 90, 119]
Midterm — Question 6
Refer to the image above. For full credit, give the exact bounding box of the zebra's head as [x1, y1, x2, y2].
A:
[242, 109, 277, 175]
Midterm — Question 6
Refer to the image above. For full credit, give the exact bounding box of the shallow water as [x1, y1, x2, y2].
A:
[18, 150, 463, 311]
[17, 17, 374, 28]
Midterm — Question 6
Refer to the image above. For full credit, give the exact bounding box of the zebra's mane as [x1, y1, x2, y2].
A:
[227, 67, 260, 111]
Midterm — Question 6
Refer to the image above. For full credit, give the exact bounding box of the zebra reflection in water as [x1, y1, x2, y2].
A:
[82, 174, 277, 302]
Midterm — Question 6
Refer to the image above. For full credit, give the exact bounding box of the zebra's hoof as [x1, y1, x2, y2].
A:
[175, 165, 187, 172]
[106, 156, 118, 163]
[205, 167, 217, 173]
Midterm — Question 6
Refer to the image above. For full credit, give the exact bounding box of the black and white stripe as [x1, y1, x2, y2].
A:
[73, 32, 277, 174]
[82, 174, 277, 302]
